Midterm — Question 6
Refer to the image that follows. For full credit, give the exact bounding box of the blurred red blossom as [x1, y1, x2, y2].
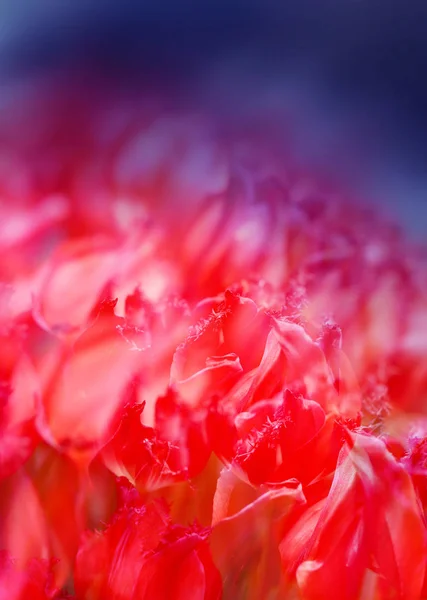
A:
[1, 114, 427, 598]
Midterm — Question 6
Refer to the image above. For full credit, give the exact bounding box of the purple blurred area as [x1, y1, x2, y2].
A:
[0, 1, 426, 237]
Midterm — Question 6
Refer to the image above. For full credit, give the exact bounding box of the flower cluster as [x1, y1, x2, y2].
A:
[1, 118, 427, 599]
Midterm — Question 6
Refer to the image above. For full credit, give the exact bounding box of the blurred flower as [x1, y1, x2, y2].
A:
[280, 431, 426, 600]
[0, 114, 427, 598]
[74, 480, 222, 600]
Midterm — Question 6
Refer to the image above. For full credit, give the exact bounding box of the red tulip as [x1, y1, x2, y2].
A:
[74, 480, 222, 600]
[280, 431, 426, 600]
[0, 106, 426, 599]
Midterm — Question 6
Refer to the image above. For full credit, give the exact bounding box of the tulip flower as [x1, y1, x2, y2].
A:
[0, 113, 426, 598]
